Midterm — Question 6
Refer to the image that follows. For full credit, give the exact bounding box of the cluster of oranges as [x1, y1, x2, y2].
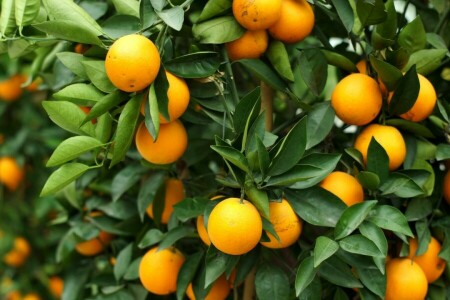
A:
[226, 0, 315, 61]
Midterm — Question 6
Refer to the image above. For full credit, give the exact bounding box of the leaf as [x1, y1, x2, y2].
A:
[123, 258, 142, 280]
[193, 16, 244, 44]
[0, 0, 16, 36]
[33, 20, 103, 46]
[398, 16, 426, 54]
[355, 266, 386, 298]
[53, 83, 105, 104]
[356, 0, 387, 27]
[331, 0, 353, 32]
[158, 226, 196, 251]
[367, 138, 389, 183]
[176, 252, 204, 300]
[359, 221, 388, 257]
[237, 59, 289, 92]
[306, 102, 335, 149]
[384, 118, 435, 139]
[233, 87, 261, 136]
[379, 172, 425, 198]
[144, 84, 160, 140]
[403, 49, 447, 75]
[255, 264, 290, 300]
[295, 256, 317, 296]
[15, 0, 40, 29]
[321, 49, 358, 73]
[102, 15, 140, 39]
[137, 173, 166, 220]
[356, 171, 380, 190]
[83, 90, 124, 125]
[314, 236, 339, 267]
[211, 145, 250, 173]
[173, 197, 210, 222]
[369, 56, 403, 91]
[197, 0, 232, 22]
[47, 136, 103, 167]
[157, 6, 184, 31]
[366, 205, 413, 237]
[371, 0, 396, 49]
[388, 66, 420, 115]
[138, 229, 164, 249]
[150, 0, 166, 11]
[334, 201, 378, 240]
[339, 235, 384, 257]
[56, 52, 90, 79]
[114, 243, 133, 281]
[111, 0, 139, 17]
[111, 164, 146, 202]
[82, 60, 116, 93]
[266, 40, 294, 82]
[41, 163, 90, 196]
[61, 263, 90, 300]
[140, 0, 157, 30]
[319, 256, 363, 288]
[298, 49, 328, 96]
[204, 246, 239, 288]
[436, 144, 450, 161]
[405, 197, 433, 221]
[245, 183, 269, 219]
[164, 52, 221, 78]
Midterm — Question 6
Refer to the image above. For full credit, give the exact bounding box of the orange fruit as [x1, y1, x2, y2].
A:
[0, 157, 24, 191]
[385, 258, 428, 300]
[0, 75, 26, 101]
[197, 215, 211, 246]
[135, 120, 188, 165]
[3, 237, 31, 267]
[74, 43, 89, 54]
[319, 171, 364, 206]
[186, 274, 230, 300]
[331, 73, 382, 126]
[105, 34, 160, 92]
[207, 198, 262, 255]
[232, 0, 282, 30]
[22, 293, 41, 300]
[355, 59, 388, 96]
[139, 246, 185, 295]
[225, 30, 268, 61]
[443, 170, 450, 205]
[354, 124, 406, 171]
[6, 291, 21, 300]
[146, 178, 185, 224]
[75, 231, 114, 256]
[407, 237, 446, 283]
[268, 0, 315, 44]
[260, 199, 302, 248]
[48, 276, 64, 298]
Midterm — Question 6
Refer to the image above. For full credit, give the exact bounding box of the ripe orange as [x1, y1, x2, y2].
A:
[407, 237, 446, 283]
[186, 274, 230, 300]
[0, 156, 24, 191]
[331, 73, 382, 126]
[75, 231, 114, 256]
[48, 276, 64, 299]
[354, 124, 406, 171]
[105, 34, 160, 92]
[225, 30, 268, 61]
[355, 59, 388, 96]
[385, 258, 428, 300]
[268, 0, 315, 44]
[0, 74, 26, 101]
[3, 237, 31, 267]
[443, 170, 450, 205]
[139, 246, 185, 295]
[22, 293, 41, 300]
[260, 199, 302, 248]
[74, 43, 89, 54]
[207, 198, 262, 255]
[197, 215, 211, 245]
[135, 120, 188, 165]
[232, 0, 282, 30]
[6, 291, 21, 300]
[319, 171, 364, 206]
[146, 178, 185, 224]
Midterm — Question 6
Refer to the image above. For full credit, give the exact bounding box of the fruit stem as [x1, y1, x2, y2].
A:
[261, 82, 274, 132]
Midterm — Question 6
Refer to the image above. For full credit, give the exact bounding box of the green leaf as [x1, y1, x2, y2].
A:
[306, 102, 336, 150]
[369, 55, 403, 91]
[359, 221, 388, 257]
[256, 136, 270, 177]
[388, 65, 420, 115]
[339, 235, 384, 257]
[255, 264, 290, 300]
[56, 229, 77, 263]
[176, 252, 204, 300]
[436, 144, 450, 161]
[123, 258, 142, 280]
[321, 49, 358, 73]
[83, 90, 124, 125]
[314, 236, 339, 267]
[157, 6, 184, 31]
[318, 256, 363, 288]
[53, 83, 105, 104]
[197, 0, 231, 22]
[356, 171, 380, 190]
[137, 173, 166, 221]
[355, 266, 386, 298]
[173, 197, 210, 222]
[266, 40, 294, 82]
[111, 0, 139, 17]
[245, 112, 266, 156]
[47, 136, 103, 167]
[114, 243, 133, 281]
[295, 256, 317, 296]
[33, 20, 103, 46]
[398, 16, 426, 54]
[138, 229, 164, 249]
[41, 163, 90, 196]
[234, 87, 261, 136]
[82, 60, 116, 93]
[403, 49, 447, 75]
[245, 183, 269, 219]
[426, 33, 448, 50]
[204, 246, 239, 288]
[165, 52, 220, 78]
[15, 0, 40, 29]
[61, 263, 90, 300]
[112, 164, 146, 202]
[331, 0, 354, 32]
[144, 84, 160, 140]
[237, 59, 289, 92]
[110, 94, 141, 167]
[334, 200, 378, 240]
[150, 0, 166, 11]
[379, 172, 425, 198]
[366, 205, 413, 237]
[193, 16, 244, 44]
[211, 145, 250, 173]
[385, 118, 435, 139]
[140, 0, 157, 30]
[158, 226, 196, 251]
[405, 197, 433, 222]
[356, 0, 387, 27]
[371, 0, 396, 49]
[0, 0, 16, 36]
[102, 15, 140, 39]
[367, 138, 389, 183]
[56, 52, 90, 79]
[298, 49, 328, 96]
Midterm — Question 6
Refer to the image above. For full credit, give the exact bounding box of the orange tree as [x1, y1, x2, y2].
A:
[0, 0, 450, 299]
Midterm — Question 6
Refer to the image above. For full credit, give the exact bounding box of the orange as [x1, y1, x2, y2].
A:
[139, 246, 185, 295]
[319, 171, 364, 206]
[140, 71, 190, 123]
[197, 215, 211, 246]
[0, 75, 25, 101]
[232, 0, 282, 30]
[225, 30, 268, 61]
[354, 124, 406, 171]
[268, 0, 315, 44]
[75, 231, 114, 256]
[260, 199, 302, 248]
[22, 293, 41, 300]
[443, 170, 450, 205]
[6, 291, 21, 300]
[385, 258, 428, 300]
[48, 276, 64, 298]
[105, 34, 160, 92]
[355, 59, 388, 96]
[331, 73, 382, 126]
[3, 237, 30, 267]
[135, 120, 188, 165]
[407, 237, 446, 283]
[146, 178, 185, 224]
[207, 198, 262, 255]
[74, 43, 89, 54]
[0, 157, 24, 191]
[186, 274, 230, 300]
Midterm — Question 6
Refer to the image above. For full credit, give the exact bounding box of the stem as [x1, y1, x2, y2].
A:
[243, 267, 256, 300]
[261, 82, 274, 131]
[222, 47, 240, 105]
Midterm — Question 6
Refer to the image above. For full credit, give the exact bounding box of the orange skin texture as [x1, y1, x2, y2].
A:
[407, 237, 446, 283]
[186, 274, 230, 300]
[0, 75, 26, 101]
[105, 34, 160, 92]
[3, 237, 31, 267]
[146, 178, 185, 224]
[225, 30, 268, 61]
[0, 157, 24, 191]
[385, 258, 428, 300]
[268, 0, 315, 44]
[232, 0, 282, 30]
[139, 246, 185, 295]
[208, 198, 262, 255]
[135, 120, 188, 165]
[49, 276, 64, 299]
[354, 124, 406, 171]
[319, 171, 364, 206]
[75, 231, 114, 256]
[261, 199, 302, 248]
[331, 73, 382, 126]
[443, 170, 450, 205]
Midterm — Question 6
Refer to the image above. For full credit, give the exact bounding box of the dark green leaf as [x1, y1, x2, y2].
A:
[233, 87, 261, 136]
[138, 229, 164, 249]
[379, 172, 425, 198]
[204, 246, 239, 288]
[385, 118, 435, 139]
[197, 0, 232, 22]
[56, 52, 90, 79]
[318, 256, 363, 288]
[41, 163, 90, 196]
[158, 226, 196, 251]
[339, 235, 384, 257]
[255, 264, 290, 300]
[321, 49, 358, 73]
[83, 90, 125, 125]
[165, 52, 221, 78]
[140, 0, 157, 29]
[157, 6, 184, 31]
[237, 59, 289, 92]
[33, 20, 103, 46]
[144, 84, 160, 140]
[369, 55, 402, 91]
[82, 60, 116, 93]
[398, 16, 426, 54]
[314, 236, 339, 267]
[356, 171, 380, 190]
[334, 200, 377, 240]
[359, 221, 388, 257]
[112, 164, 146, 202]
[114, 243, 133, 281]
[176, 252, 204, 300]
[355, 266, 386, 298]
[102, 15, 141, 39]
[123, 257, 142, 280]
[367, 138, 389, 183]
[331, 0, 354, 32]
[295, 256, 317, 296]
[266, 40, 294, 82]
[211, 145, 250, 173]
[137, 173, 166, 221]
[436, 144, 450, 161]
[298, 49, 328, 96]
[366, 205, 413, 237]
[356, 0, 387, 27]
[61, 263, 90, 300]
[193, 16, 244, 44]
[111, 0, 139, 17]
[245, 183, 269, 219]
[405, 197, 433, 221]
[306, 102, 335, 150]
[371, 0, 396, 49]
[388, 66, 420, 115]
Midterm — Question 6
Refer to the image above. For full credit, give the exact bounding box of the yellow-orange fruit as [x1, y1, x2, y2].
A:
[146, 178, 185, 224]
[385, 258, 428, 300]
[49, 276, 64, 299]
[443, 170, 450, 205]
[3, 237, 30, 267]
[0, 156, 24, 191]
[186, 274, 230, 300]
[75, 231, 114, 256]
[232, 0, 282, 30]
[0, 75, 26, 101]
[225, 30, 268, 61]
[319, 171, 364, 206]
[407, 237, 446, 283]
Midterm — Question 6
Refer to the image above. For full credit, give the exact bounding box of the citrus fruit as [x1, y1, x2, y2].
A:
[331, 73, 382, 126]
[0, 156, 24, 191]
[105, 34, 160, 92]
[135, 120, 188, 165]
[146, 178, 185, 224]
[385, 258, 428, 300]
[0, 74, 26, 101]
[407, 236, 446, 283]
[197, 215, 211, 246]
[260, 199, 302, 248]
[49, 276, 64, 298]
[319, 171, 364, 206]
[443, 170, 450, 205]
[354, 124, 406, 171]
[139, 246, 185, 295]
[22, 293, 41, 300]
[3, 237, 31, 267]
[207, 197, 262, 255]
[355, 59, 388, 95]
[186, 274, 230, 300]
[6, 291, 21, 300]
[268, 0, 315, 44]
[232, 0, 282, 30]
[75, 231, 114, 256]
[225, 30, 268, 61]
